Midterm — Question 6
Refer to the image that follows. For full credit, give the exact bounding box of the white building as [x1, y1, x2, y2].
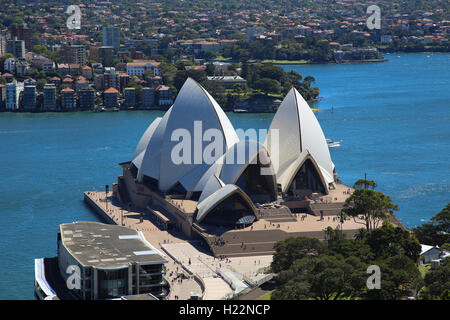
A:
[420, 244, 450, 263]
[119, 78, 337, 227]
[126, 60, 160, 77]
[4, 58, 16, 73]
[265, 88, 336, 195]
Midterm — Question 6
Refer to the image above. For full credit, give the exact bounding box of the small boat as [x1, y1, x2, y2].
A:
[326, 139, 341, 148]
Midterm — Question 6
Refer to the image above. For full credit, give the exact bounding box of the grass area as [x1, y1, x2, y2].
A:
[418, 264, 431, 278]
[213, 56, 233, 61]
[257, 290, 274, 300]
[261, 59, 310, 64]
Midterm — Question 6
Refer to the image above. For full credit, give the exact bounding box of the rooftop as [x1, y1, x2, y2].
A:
[104, 87, 119, 94]
[60, 222, 167, 269]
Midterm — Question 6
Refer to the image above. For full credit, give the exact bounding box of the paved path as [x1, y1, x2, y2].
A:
[85, 191, 202, 300]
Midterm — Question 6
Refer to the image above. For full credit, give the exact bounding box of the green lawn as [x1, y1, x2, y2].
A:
[213, 56, 233, 62]
[256, 290, 274, 300]
[261, 59, 310, 65]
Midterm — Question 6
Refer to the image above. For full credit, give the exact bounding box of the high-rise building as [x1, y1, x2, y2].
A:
[43, 84, 57, 111]
[0, 84, 6, 109]
[23, 85, 37, 110]
[78, 88, 95, 110]
[155, 85, 173, 109]
[63, 44, 87, 65]
[102, 26, 120, 49]
[98, 46, 115, 67]
[6, 38, 25, 58]
[104, 87, 118, 108]
[123, 87, 135, 107]
[141, 87, 155, 108]
[93, 74, 104, 91]
[10, 23, 33, 50]
[5, 82, 23, 110]
[103, 67, 120, 90]
[61, 88, 76, 110]
[0, 34, 6, 56]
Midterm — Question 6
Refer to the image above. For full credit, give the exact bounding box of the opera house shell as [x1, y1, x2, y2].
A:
[118, 78, 336, 229]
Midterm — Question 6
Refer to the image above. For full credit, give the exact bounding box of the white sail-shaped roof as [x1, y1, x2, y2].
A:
[196, 184, 256, 223]
[158, 78, 239, 192]
[132, 117, 162, 169]
[219, 140, 275, 185]
[265, 88, 335, 193]
[136, 106, 173, 181]
[195, 140, 277, 203]
[133, 78, 239, 192]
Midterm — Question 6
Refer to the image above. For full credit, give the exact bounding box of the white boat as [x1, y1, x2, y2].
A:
[326, 139, 341, 148]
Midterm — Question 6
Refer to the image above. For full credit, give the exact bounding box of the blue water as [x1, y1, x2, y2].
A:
[0, 53, 449, 299]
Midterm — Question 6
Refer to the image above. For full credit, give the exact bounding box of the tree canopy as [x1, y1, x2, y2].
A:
[413, 203, 450, 246]
[341, 182, 399, 232]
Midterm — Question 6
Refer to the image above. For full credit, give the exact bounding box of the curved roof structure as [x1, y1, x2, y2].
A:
[196, 184, 257, 225]
[127, 79, 336, 228]
[265, 88, 335, 193]
[132, 78, 239, 191]
[195, 140, 277, 204]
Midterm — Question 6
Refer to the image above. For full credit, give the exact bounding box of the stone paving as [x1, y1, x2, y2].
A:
[161, 242, 273, 299]
[84, 190, 360, 299]
[85, 191, 202, 300]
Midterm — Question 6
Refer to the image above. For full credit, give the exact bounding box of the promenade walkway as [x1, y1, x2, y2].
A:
[84, 191, 202, 300]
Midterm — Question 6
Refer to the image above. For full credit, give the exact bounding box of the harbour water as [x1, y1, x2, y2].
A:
[0, 53, 448, 299]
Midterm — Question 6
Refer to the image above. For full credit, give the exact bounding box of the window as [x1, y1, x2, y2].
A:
[97, 269, 128, 299]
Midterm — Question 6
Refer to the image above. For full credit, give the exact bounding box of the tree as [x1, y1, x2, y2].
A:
[326, 237, 374, 263]
[159, 62, 177, 86]
[286, 70, 302, 85]
[36, 79, 46, 92]
[354, 228, 369, 241]
[205, 63, 215, 76]
[414, 203, 450, 246]
[253, 78, 281, 95]
[362, 255, 423, 300]
[272, 254, 366, 300]
[365, 222, 421, 262]
[341, 180, 399, 232]
[420, 258, 450, 300]
[271, 237, 325, 273]
[240, 60, 250, 80]
[353, 179, 378, 190]
[431, 203, 450, 233]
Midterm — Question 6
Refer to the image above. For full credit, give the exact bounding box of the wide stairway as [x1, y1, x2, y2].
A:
[308, 202, 345, 216]
[257, 206, 297, 223]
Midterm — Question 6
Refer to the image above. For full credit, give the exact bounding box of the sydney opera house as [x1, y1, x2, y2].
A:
[112, 78, 345, 255]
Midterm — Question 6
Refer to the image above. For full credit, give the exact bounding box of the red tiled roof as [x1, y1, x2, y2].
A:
[104, 87, 119, 94]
